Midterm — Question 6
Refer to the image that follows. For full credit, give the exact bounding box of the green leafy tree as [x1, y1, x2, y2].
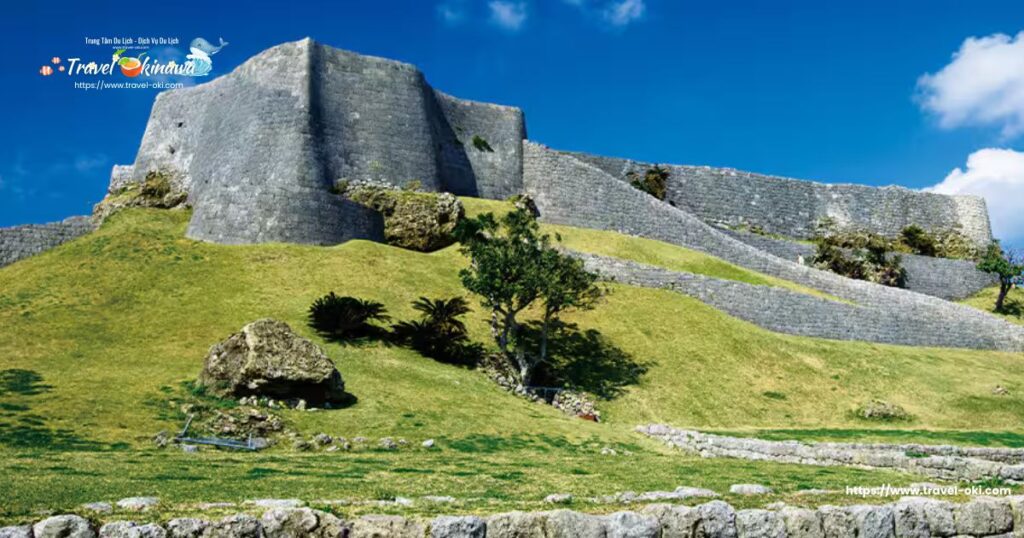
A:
[977, 241, 1024, 312]
[455, 208, 603, 386]
[627, 165, 670, 201]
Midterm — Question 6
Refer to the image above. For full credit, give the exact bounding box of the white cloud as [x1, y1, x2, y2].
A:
[917, 31, 1024, 138]
[437, 2, 466, 25]
[927, 148, 1024, 242]
[604, 0, 645, 26]
[489, 1, 527, 31]
[73, 153, 108, 173]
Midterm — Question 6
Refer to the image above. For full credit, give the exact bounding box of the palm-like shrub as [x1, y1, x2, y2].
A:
[308, 293, 390, 340]
[392, 296, 476, 365]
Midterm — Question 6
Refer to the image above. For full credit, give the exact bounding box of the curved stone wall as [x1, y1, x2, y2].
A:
[123, 39, 524, 246]
[523, 142, 1024, 352]
[574, 251, 1022, 351]
[721, 230, 997, 301]
[0, 217, 95, 269]
[567, 152, 993, 247]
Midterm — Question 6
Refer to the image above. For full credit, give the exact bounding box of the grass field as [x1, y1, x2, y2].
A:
[962, 286, 1024, 326]
[2, 204, 1023, 521]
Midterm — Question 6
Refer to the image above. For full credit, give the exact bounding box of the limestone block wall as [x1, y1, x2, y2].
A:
[722, 230, 997, 301]
[567, 152, 993, 247]
[639, 425, 1024, 483]
[574, 251, 1024, 352]
[523, 141, 1024, 352]
[0, 217, 95, 268]
[8, 500, 1024, 538]
[122, 39, 524, 246]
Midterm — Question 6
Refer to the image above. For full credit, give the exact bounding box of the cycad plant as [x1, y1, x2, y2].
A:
[392, 296, 476, 364]
[308, 292, 390, 340]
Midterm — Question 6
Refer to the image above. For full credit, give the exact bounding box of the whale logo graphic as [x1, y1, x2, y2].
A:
[186, 37, 228, 77]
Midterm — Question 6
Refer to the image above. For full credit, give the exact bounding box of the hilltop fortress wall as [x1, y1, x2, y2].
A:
[566, 152, 993, 246]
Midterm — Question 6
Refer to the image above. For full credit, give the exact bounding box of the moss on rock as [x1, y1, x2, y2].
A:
[344, 183, 464, 252]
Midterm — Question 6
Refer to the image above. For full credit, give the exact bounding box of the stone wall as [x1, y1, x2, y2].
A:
[567, 151, 993, 248]
[639, 425, 1024, 484]
[122, 39, 524, 246]
[522, 142, 1024, 352]
[8, 499, 1024, 538]
[573, 251, 1024, 352]
[721, 230, 997, 301]
[0, 217, 95, 268]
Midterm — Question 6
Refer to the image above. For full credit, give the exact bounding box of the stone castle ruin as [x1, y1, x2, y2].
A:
[2, 38, 1021, 352]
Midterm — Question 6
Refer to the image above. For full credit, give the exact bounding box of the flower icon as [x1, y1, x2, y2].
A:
[58, 65, 65, 72]
[39, 65, 53, 76]
[51, 57, 61, 65]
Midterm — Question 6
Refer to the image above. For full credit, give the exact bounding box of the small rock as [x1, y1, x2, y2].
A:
[353, 436, 368, 444]
[422, 495, 456, 503]
[33, 515, 95, 538]
[165, 519, 208, 538]
[398, 438, 408, 446]
[601, 446, 617, 455]
[394, 497, 415, 507]
[379, 437, 398, 450]
[116, 497, 160, 511]
[81, 502, 113, 513]
[325, 445, 340, 452]
[100, 522, 166, 538]
[181, 445, 199, 453]
[293, 439, 311, 451]
[0, 526, 33, 538]
[313, 433, 332, 446]
[993, 385, 1010, 396]
[152, 431, 171, 449]
[730, 484, 773, 495]
[430, 515, 485, 538]
[544, 493, 574, 504]
[202, 515, 261, 538]
[422, 439, 435, 449]
[247, 499, 304, 509]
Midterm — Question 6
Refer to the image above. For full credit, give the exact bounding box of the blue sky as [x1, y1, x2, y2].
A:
[3, 0, 1023, 244]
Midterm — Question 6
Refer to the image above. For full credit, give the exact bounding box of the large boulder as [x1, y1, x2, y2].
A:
[198, 319, 345, 405]
[344, 182, 464, 252]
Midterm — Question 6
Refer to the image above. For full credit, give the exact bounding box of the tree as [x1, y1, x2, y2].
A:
[308, 293, 389, 340]
[454, 208, 604, 386]
[977, 241, 1024, 312]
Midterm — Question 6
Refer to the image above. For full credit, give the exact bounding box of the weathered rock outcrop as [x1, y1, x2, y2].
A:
[198, 319, 345, 405]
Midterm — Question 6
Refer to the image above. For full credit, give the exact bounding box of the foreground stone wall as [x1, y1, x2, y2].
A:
[568, 152, 993, 248]
[721, 230, 997, 301]
[8, 498, 1024, 538]
[522, 141, 1024, 352]
[639, 425, 1024, 484]
[123, 39, 524, 246]
[0, 217, 95, 268]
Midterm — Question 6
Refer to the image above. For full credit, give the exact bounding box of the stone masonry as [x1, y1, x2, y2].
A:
[567, 151, 993, 248]
[522, 142, 1024, 352]
[0, 217, 95, 268]
[639, 425, 1024, 484]
[7, 499, 1024, 538]
[572, 251, 1024, 352]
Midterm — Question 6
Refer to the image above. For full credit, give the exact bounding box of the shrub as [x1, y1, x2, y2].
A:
[308, 293, 390, 340]
[140, 171, 173, 199]
[900, 225, 937, 257]
[812, 234, 906, 288]
[391, 296, 479, 365]
[626, 166, 669, 201]
[472, 135, 494, 152]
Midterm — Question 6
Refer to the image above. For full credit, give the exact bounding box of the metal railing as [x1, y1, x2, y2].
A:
[174, 415, 262, 451]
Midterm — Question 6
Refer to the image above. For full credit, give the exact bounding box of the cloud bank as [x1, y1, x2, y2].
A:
[928, 148, 1024, 243]
[917, 32, 1024, 138]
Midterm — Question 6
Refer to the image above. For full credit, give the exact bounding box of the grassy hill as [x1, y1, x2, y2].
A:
[3, 203, 1024, 520]
[962, 285, 1024, 326]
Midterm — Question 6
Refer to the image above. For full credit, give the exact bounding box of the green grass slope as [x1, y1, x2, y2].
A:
[1, 206, 1022, 447]
[3, 206, 1024, 520]
[962, 286, 1024, 326]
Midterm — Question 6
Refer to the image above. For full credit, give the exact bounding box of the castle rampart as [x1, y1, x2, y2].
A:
[566, 152, 993, 247]
[0, 217, 95, 268]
